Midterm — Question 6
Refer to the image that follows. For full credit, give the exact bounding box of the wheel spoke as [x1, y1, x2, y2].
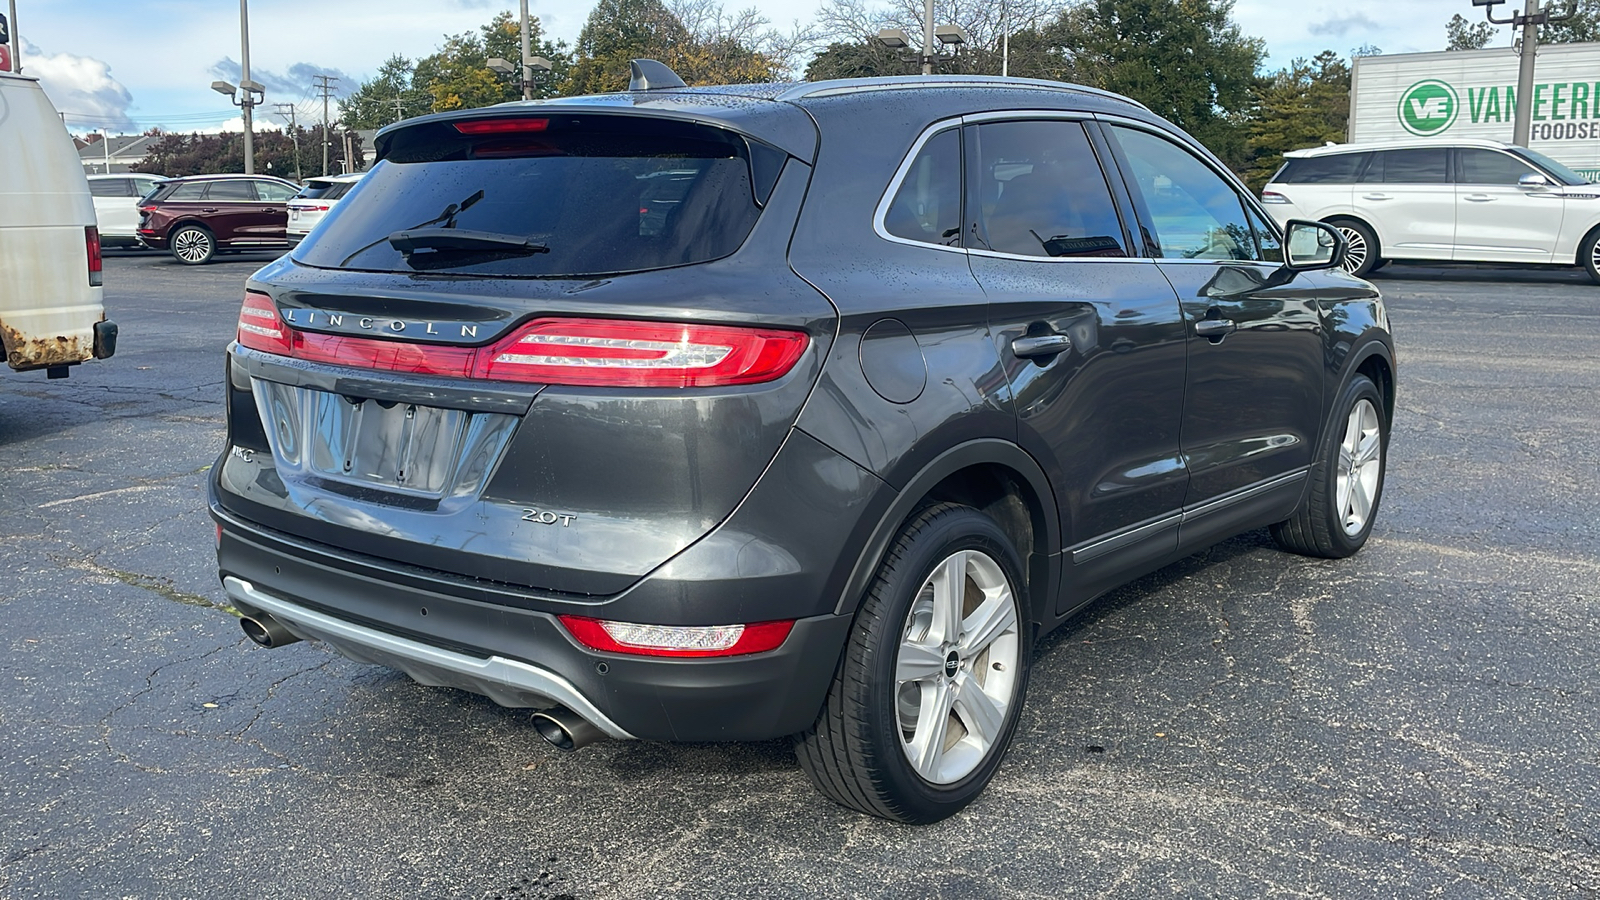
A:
[906, 679, 954, 778]
[959, 593, 1016, 658]
[952, 672, 1005, 744]
[1354, 431, 1381, 467]
[896, 639, 947, 685]
[928, 552, 966, 645]
[1349, 476, 1373, 525]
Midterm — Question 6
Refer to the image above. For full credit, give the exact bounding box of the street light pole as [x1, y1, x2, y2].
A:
[922, 0, 935, 75]
[520, 0, 533, 101]
[239, 0, 255, 174]
[1477, 0, 1577, 147]
[7, 0, 19, 74]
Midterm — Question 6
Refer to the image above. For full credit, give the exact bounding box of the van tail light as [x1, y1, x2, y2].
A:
[232, 295, 809, 389]
[474, 318, 808, 387]
[85, 226, 103, 287]
[236, 291, 293, 355]
[1260, 191, 1291, 204]
[557, 616, 795, 657]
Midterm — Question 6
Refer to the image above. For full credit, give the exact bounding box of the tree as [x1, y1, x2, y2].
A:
[563, 0, 791, 94]
[803, 0, 1074, 81]
[1542, 0, 1600, 43]
[1244, 51, 1349, 189]
[137, 129, 362, 178]
[1053, 0, 1265, 168]
[1446, 14, 1497, 50]
[340, 55, 430, 129]
[414, 11, 570, 111]
[565, 0, 696, 94]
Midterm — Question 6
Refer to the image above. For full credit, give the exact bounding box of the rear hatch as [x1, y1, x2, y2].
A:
[215, 102, 836, 598]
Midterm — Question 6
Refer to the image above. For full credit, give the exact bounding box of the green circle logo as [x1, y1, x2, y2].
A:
[1399, 80, 1459, 136]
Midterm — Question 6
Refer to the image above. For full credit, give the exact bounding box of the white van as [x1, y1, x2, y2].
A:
[0, 70, 117, 377]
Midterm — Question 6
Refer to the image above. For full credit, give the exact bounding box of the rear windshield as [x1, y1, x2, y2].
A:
[295, 115, 772, 277]
[296, 180, 355, 201]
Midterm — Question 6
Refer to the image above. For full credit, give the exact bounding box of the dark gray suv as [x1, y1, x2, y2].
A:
[211, 65, 1394, 823]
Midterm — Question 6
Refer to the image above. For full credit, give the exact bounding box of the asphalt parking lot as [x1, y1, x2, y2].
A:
[2, 252, 1597, 898]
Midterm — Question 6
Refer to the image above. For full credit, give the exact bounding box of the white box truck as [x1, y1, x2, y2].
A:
[1351, 43, 1600, 180]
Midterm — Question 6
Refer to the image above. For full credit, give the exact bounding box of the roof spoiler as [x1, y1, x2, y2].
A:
[629, 59, 686, 92]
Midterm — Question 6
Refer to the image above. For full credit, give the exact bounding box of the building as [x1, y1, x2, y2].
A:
[78, 134, 163, 175]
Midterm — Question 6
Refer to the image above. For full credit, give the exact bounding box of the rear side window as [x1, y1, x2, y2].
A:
[298, 116, 770, 277]
[1458, 149, 1537, 185]
[256, 181, 298, 202]
[1373, 149, 1449, 184]
[89, 179, 130, 198]
[1276, 154, 1368, 184]
[205, 180, 255, 201]
[167, 182, 207, 200]
[973, 120, 1127, 258]
[884, 129, 961, 247]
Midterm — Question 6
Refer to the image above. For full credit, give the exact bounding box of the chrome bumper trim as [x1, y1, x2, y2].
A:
[222, 575, 635, 739]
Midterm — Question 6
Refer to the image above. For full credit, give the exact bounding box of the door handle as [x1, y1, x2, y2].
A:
[201, 207, 219, 213]
[1464, 194, 1494, 202]
[1011, 333, 1072, 359]
[1194, 318, 1237, 339]
[1361, 193, 1391, 201]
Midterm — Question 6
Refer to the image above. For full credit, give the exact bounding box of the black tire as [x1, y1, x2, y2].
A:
[170, 225, 215, 265]
[1272, 374, 1387, 558]
[1331, 219, 1380, 278]
[1580, 229, 1600, 285]
[795, 503, 1032, 824]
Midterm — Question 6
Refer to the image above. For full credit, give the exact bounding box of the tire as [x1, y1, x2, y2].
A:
[795, 503, 1031, 823]
[1272, 374, 1387, 558]
[1332, 220, 1380, 278]
[170, 225, 215, 265]
[1580, 230, 1600, 285]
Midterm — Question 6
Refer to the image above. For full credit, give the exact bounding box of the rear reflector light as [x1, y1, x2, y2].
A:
[1260, 191, 1291, 204]
[558, 616, 795, 657]
[232, 296, 809, 388]
[453, 117, 549, 134]
[85, 226, 103, 287]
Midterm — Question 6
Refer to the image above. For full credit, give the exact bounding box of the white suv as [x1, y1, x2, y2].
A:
[1261, 138, 1600, 281]
[285, 172, 364, 244]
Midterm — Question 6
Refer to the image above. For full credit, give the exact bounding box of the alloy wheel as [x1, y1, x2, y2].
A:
[894, 549, 1021, 785]
[1336, 398, 1383, 536]
[1337, 227, 1368, 274]
[173, 229, 212, 264]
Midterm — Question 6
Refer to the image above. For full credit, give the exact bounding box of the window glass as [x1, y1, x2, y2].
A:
[1108, 125, 1258, 261]
[1279, 154, 1367, 184]
[89, 178, 129, 198]
[1377, 148, 1449, 184]
[134, 179, 164, 201]
[205, 180, 255, 201]
[1245, 205, 1283, 263]
[255, 181, 298, 202]
[1458, 149, 1536, 185]
[974, 120, 1127, 258]
[884, 129, 962, 247]
[167, 182, 207, 200]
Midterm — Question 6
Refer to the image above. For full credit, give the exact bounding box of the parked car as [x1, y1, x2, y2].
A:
[88, 173, 165, 248]
[211, 67, 1395, 823]
[1261, 137, 1600, 280]
[285, 172, 365, 244]
[137, 173, 300, 264]
[0, 69, 116, 376]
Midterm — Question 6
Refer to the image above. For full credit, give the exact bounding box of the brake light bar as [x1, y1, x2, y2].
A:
[453, 118, 550, 135]
[233, 295, 809, 388]
[557, 615, 795, 657]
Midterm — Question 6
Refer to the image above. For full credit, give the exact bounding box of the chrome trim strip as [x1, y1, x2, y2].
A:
[1070, 513, 1182, 564]
[223, 576, 636, 739]
[1181, 467, 1309, 520]
[871, 120, 967, 254]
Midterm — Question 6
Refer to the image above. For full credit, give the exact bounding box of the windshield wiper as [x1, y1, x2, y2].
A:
[387, 228, 550, 256]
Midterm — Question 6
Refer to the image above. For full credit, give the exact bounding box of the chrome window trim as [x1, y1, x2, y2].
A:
[872, 110, 1152, 264]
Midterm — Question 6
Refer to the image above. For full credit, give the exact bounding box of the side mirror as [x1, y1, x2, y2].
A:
[1518, 172, 1554, 189]
[1283, 219, 1346, 272]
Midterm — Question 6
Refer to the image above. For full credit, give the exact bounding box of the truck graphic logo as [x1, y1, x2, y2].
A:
[1400, 80, 1459, 135]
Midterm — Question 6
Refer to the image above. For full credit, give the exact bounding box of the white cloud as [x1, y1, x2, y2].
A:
[20, 39, 135, 132]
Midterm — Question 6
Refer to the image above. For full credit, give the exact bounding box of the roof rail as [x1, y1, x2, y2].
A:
[775, 75, 1149, 111]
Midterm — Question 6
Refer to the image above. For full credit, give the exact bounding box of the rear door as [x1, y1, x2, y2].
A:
[1356, 148, 1455, 260]
[89, 177, 138, 238]
[250, 180, 296, 240]
[963, 116, 1189, 607]
[198, 179, 260, 244]
[1100, 122, 1323, 542]
[1453, 147, 1563, 263]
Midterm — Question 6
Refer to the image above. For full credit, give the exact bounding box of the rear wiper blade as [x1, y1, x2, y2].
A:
[387, 228, 550, 255]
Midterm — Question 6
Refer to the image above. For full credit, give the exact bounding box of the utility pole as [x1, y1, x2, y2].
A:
[1476, 0, 1578, 147]
[313, 74, 339, 176]
[273, 103, 303, 182]
[391, 95, 406, 124]
[520, 0, 533, 101]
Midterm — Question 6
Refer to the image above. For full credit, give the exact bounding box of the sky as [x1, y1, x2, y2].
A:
[9, 0, 1510, 137]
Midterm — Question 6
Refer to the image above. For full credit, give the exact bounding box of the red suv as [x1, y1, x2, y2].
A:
[138, 174, 300, 264]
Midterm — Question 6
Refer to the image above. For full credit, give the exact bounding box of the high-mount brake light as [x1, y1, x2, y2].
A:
[475, 318, 808, 387]
[453, 118, 550, 135]
[232, 299, 808, 388]
[557, 615, 795, 658]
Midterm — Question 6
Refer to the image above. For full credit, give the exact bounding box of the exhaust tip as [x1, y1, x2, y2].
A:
[532, 708, 607, 752]
[240, 613, 302, 648]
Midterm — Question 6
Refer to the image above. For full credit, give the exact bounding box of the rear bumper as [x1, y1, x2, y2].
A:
[213, 506, 855, 742]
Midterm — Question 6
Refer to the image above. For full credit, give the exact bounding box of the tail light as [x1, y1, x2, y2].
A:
[85, 226, 103, 287]
[557, 615, 794, 657]
[454, 117, 549, 134]
[1260, 191, 1291, 204]
[233, 294, 809, 388]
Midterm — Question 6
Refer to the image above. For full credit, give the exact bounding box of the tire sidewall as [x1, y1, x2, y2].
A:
[858, 507, 1032, 821]
[1319, 375, 1387, 555]
[1333, 219, 1379, 278]
[1581, 230, 1600, 285]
